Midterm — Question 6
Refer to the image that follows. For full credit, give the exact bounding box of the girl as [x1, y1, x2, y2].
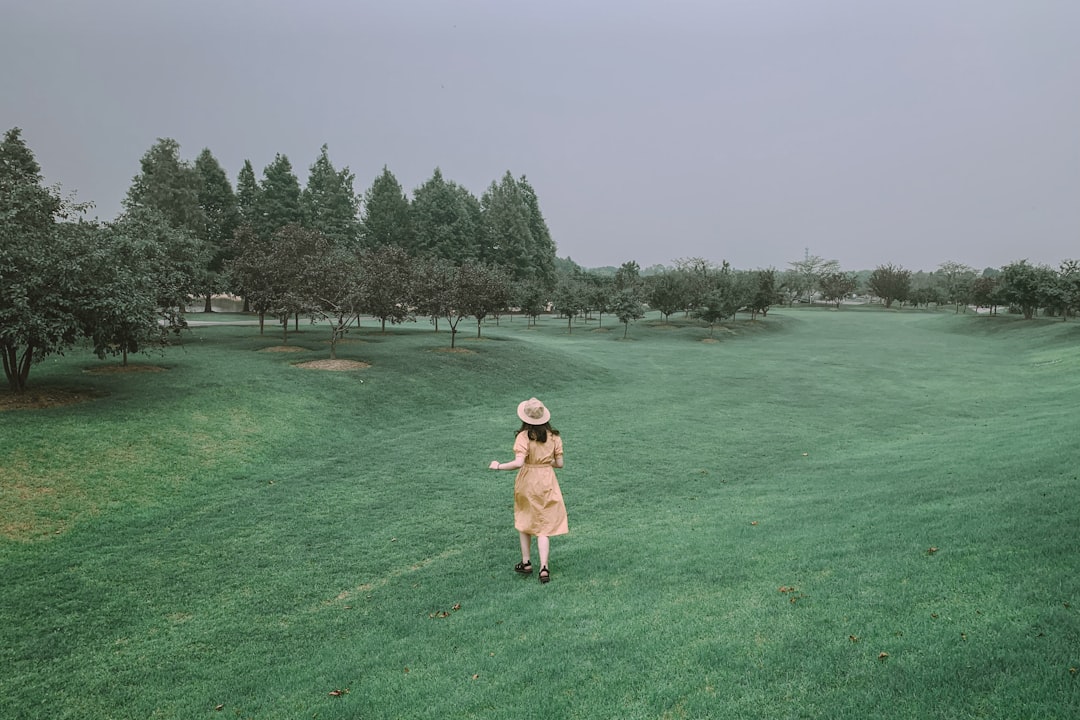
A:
[489, 397, 567, 584]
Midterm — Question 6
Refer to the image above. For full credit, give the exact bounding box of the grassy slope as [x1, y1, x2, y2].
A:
[1, 309, 1078, 719]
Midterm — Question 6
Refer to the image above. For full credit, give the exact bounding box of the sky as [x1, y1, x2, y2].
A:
[3, 0, 1078, 272]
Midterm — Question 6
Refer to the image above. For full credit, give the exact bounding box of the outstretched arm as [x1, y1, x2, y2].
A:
[489, 453, 525, 471]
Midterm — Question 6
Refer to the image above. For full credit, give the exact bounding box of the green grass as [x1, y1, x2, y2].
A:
[1, 307, 1078, 719]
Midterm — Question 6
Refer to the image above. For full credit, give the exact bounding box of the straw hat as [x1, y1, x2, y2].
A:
[516, 397, 551, 425]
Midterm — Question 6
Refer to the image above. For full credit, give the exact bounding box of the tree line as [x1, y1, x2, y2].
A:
[4, 126, 1078, 393]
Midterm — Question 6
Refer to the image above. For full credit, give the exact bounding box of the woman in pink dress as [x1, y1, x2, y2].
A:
[489, 397, 567, 584]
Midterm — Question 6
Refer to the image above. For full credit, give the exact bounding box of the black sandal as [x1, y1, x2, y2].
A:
[514, 561, 533, 575]
[538, 566, 550, 584]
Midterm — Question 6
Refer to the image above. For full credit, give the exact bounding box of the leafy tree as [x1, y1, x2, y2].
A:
[1057, 260, 1080, 320]
[80, 213, 196, 365]
[441, 263, 508, 347]
[613, 288, 645, 338]
[999, 260, 1056, 319]
[194, 148, 239, 311]
[0, 127, 91, 391]
[747, 268, 778, 319]
[614, 260, 642, 292]
[513, 279, 548, 327]
[583, 273, 614, 327]
[467, 265, 511, 339]
[360, 166, 413, 250]
[971, 276, 1000, 314]
[788, 254, 839, 303]
[297, 235, 363, 358]
[301, 144, 361, 247]
[413, 255, 454, 332]
[361, 244, 415, 331]
[777, 268, 802, 306]
[818, 271, 858, 309]
[123, 138, 204, 235]
[673, 257, 715, 314]
[552, 273, 588, 334]
[867, 263, 911, 309]
[647, 272, 686, 321]
[937, 261, 976, 313]
[255, 154, 303, 241]
[694, 292, 731, 337]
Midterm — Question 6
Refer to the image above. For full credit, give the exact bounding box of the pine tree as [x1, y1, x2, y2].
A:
[360, 166, 413, 250]
[235, 159, 261, 227]
[255, 153, 302, 240]
[411, 168, 480, 264]
[301, 144, 360, 247]
[194, 149, 239, 309]
[123, 138, 204, 235]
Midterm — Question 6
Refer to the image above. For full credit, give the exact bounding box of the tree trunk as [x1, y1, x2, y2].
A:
[203, 293, 213, 313]
[122, 348, 128, 367]
[258, 311, 265, 335]
[567, 315, 573, 334]
[623, 322, 629, 338]
[381, 318, 387, 333]
[294, 312, 299, 331]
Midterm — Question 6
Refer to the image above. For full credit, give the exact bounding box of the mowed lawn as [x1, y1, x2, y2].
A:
[1, 307, 1078, 719]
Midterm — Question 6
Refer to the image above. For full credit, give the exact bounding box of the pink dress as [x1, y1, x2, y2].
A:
[512, 430, 568, 536]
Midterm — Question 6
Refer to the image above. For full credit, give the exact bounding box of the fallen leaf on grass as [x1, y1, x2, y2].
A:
[778, 586, 796, 594]
[452, 603, 461, 611]
[961, 633, 967, 641]
[849, 635, 859, 643]
[471, 674, 480, 680]
[878, 652, 889, 661]
[1070, 667, 1077, 676]
[750, 521, 758, 526]
[927, 547, 939, 555]
[214, 705, 224, 712]
[329, 689, 349, 697]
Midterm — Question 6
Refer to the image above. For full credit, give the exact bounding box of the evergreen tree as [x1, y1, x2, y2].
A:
[480, 171, 533, 277]
[360, 166, 414, 250]
[518, 175, 557, 287]
[411, 168, 480, 263]
[194, 148, 239, 310]
[301, 144, 360, 246]
[123, 138, 204, 235]
[235, 159, 261, 227]
[255, 153, 302, 240]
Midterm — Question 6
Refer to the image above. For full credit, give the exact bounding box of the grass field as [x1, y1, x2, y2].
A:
[1, 306, 1078, 719]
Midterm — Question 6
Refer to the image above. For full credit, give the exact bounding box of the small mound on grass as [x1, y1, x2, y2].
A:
[434, 347, 475, 354]
[84, 364, 167, 374]
[293, 359, 370, 371]
[261, 345, 306, 353]
[701, 337, 720, 344]
[0, 387, 105, 411]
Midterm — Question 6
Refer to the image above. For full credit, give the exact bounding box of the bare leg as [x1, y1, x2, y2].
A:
[537, 535, 550, 571]
[518, 532, 532, 564]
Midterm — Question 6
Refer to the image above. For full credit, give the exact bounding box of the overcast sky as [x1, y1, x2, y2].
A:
[3, 0, 1077, 271]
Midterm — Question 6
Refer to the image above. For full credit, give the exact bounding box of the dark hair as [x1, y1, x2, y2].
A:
[518, 421, 559, 443]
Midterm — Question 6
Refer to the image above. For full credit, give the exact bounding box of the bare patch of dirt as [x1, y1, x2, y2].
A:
[84, 364, 167, 374]
[293, 359, 370, 371]
[701, 338, 720, 344]
[261, 345, 306, 353]
[434, 347, 475, 354]
[0, 387, 105, 411]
